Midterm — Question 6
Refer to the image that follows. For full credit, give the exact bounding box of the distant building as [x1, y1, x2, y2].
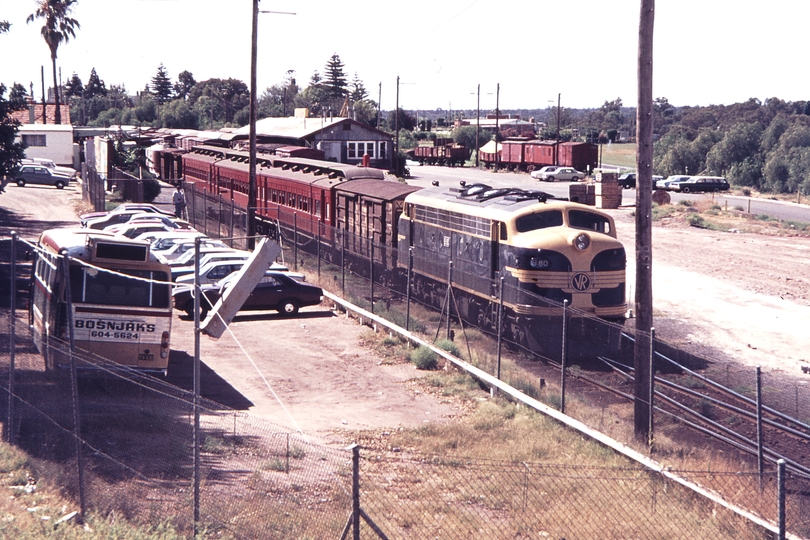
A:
[234, 114, 394, 170]
[454, 114, 537, 137]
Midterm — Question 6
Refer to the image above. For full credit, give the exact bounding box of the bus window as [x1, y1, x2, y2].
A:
[568, 210, 611, 234]
[70, 267, 170, 308]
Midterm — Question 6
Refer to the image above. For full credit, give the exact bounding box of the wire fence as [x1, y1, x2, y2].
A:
[2, 196, 810, 537]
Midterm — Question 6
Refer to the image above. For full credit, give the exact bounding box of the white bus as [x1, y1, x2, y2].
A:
[30, 228, 173, 375]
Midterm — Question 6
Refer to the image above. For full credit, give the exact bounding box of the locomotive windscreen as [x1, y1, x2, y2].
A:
[568, 210, 612, 234]
[515, 210, 563, 232]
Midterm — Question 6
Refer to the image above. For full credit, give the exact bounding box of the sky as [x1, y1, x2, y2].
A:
[1, 0, 808, 113]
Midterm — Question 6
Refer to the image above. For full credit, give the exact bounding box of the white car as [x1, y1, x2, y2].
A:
[534, 166, 586, 182]
[530, 166, 559, 180]
[22, 158, 79, 179]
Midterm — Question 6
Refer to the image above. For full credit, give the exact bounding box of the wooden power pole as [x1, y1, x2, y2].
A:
[634, 0, 655, 442]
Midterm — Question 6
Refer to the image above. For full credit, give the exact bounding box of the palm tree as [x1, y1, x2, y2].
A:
[27, 0, 80, 125]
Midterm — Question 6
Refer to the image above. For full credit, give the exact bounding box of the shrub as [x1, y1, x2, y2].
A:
[742, 187, 751, 196]
[411, 346, 438, 370]
[677, 199, 692, 207]
[435, 339, 460, 357]
[687, 214, 707, 228]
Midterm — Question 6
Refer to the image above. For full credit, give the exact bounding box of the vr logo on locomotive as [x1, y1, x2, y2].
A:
[570, 272, 592, 292]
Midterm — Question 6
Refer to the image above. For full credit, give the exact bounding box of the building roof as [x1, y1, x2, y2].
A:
[235, 116, 391, 140]
[10, 102, 71, 125]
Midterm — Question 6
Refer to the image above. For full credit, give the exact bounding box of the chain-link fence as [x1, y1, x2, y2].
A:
[2, 203, 809, 537]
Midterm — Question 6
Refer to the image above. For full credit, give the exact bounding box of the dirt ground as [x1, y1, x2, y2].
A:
[2, 183, 810, 445]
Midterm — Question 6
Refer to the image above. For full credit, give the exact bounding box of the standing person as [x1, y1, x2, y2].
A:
[173, 184, 186, 218]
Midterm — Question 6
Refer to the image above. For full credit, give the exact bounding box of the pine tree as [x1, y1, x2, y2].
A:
[65, 73, 83, 98]
[151, 63, 173, 105]
[350, 72, 368, 102]
[324, 54, 348, 98]
[84, 68, 107, 98]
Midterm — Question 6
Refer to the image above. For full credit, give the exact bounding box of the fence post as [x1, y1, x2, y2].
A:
[351, 444, 360, 540]
[229, 196, 235, 248]
[317, 221, 321, 277]
[649, 327, 655, 450]
[560, 299, 568, 414]
[341, 231, 346, 296]
[369, 240, 374, 314]
[777, 458, 786, 540]
[62, 254, 86, 520]
[293, 213, 298, 271]
[446, 261, 453, 341]
[193, 238, 202, 534]
[496, 276, 504, 380]
[202, 188, 208, 236]
[218, 192, 223, 239]
[756, 366, 764, 490]
[406, 247, 413, 332]
[7, 232, 16, 443]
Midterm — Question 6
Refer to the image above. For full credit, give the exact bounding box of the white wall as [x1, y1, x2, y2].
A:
[17, 125, 75, 166]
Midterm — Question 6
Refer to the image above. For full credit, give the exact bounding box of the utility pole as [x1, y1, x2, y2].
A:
[247, 0, 259, 250]
[395, 76, 400, 176]
[494, 83, 500, 172]
[555, 92, 561, 166]
[634, 0, 655, 442]
[475, 84, 480, 167]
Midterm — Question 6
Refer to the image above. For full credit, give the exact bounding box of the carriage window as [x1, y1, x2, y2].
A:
[70, 267, 170, 308]
[568, 210, 611, 234]
[515, 210, 563, 232]
[315, 200, 321, 217]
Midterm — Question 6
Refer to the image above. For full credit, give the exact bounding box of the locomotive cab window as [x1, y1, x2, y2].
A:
[515, 210, 563, 233]
[568, 210, 611, 235]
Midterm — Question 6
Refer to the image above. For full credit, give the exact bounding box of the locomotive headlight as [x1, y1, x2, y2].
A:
[573, 233, 590, 251]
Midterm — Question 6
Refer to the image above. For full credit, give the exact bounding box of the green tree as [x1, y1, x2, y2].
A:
[350, 72, 368, 101]
[452, 125, 479, 149]
[187, 78, 249, 124]
[174, 70, 196, 101]
[151, 63, 173, 105]
[351, 99, 378, 127]
[1, 83, 28, 183]
[159, 99, 198, 129]
[27, 0, 80, 124]
[705, 122, 763, 177]
[389, 107, 416, 132]
[258, 71, 299, 118]
[65, 72, 83, 98]
[295, 71, 330, 116]
[84, 67, 106, 98]
[1, 20, 10, 34]
[324, 53, 348, 98]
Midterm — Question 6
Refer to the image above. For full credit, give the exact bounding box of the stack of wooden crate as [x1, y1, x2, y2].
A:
[594, 171, 622, 209]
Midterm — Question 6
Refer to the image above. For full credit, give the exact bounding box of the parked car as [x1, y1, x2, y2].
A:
[530, 166, 559, 180]
[656, 175, 691, 190]
[80, 203, 174, 226]
[160, 239, 230, 262]
[173, 271, 322, 318]
[618, 173, 636, 189]
[21, 158, 79, 179]
[13, 164, 73, 189]
[670, 176, 730, 193]
[537, 167, 586, 182]
[171, 250, 251, 280]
